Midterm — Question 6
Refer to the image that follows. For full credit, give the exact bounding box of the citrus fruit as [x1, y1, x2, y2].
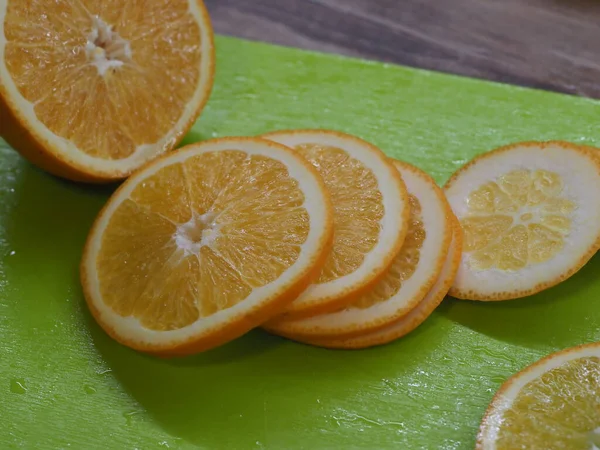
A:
[80, 137, 334, 356]
[0, 0, 214, 182]
[477, 342, 600, 450]
[445, 141, 600, 301]
[266, 160, 453, 340]
[261, 130, 409, 319]
[296, 216, 462, 349]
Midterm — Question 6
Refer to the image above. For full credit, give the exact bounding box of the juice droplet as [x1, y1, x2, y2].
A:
[123, 411, 139, 426]
[490, 374, 508, 384]
[84, 385, 97, 395]
[10, 379, 27, 394]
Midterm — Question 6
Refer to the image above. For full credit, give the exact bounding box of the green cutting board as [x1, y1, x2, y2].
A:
[1, 36, 600, 449]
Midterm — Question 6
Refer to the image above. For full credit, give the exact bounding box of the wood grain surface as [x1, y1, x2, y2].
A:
[204, 0, 600, 98]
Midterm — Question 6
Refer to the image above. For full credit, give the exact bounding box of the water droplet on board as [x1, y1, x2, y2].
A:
[84, 385, 97, 395]
[8, 250, 15, 256]
[10, 379, 27, 394]
[490, 374, 507, 384]
[123, 411, 139, 426]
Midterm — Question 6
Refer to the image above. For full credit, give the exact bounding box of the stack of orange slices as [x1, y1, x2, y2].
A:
[79, 129, 465, 354]
[76, 136, 600, 355]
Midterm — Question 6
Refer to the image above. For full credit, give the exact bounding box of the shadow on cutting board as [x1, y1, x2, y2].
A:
[86, 298, 445, 448]
[441, 253, 600, 352]
[89, 314, 436, 448]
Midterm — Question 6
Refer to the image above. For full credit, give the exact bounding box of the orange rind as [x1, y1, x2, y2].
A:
[266, 160, 453, 342]
[0, 0, 214, 182]
[262, 130, 409, 318]
[445, 141, 600, 301]
[477, 342, 600, 449]
[80, 137, 334, 356]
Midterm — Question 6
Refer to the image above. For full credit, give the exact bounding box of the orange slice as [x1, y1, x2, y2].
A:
[445, 141, 600, 301]
[0, 0, 214, 182]
[261, 130, 409, 319]
[266, 160, 453, 340]
[80, 137, 334, 356]
[297, 217, 462, 349]
[477, 342, 600, 450]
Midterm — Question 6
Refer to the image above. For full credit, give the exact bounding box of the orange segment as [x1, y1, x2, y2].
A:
[445, 141, 600, 301]
[266, 160, 453, 341]
[262, 130, 409, 319]
[477, 343, 600, 450]
[527, 223, 564, 264]
[81, 138, 334, 356]
[0, 0, 214, 181]
[463, 168, 574, 270]
[98, 199, 177, 318]
[129, 162, 192, 223]
[461, 215, 513, 252]
[293, 143, 384, 283]
[196, 246, 252, 313]
[354, 194, 426, 310]
[467, 181, 517, 213]
[183, 150, 248, 215]
[134, 253, 201, 331]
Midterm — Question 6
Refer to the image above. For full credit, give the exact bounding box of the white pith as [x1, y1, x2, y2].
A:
[0, 0, 213, 176]
[319, 226, 459, 347]
[275, 162, 451, 336]
[174, 211, 220, 256]
[445, 143, 600, 297]
[85, 16, 132, 76]
[479, 344, 600, 450]
[263, 131, 408, 311]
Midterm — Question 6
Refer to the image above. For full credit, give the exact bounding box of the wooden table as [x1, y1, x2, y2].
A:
[204, 0, 600, 98]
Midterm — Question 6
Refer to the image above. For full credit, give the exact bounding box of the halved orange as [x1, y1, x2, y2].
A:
[477, 342, 600, 449]
[266, 160, 453, 341]
[298, 216, 462, 349]
[0, 0, 214, 182]
[261, 130, 409, 319]
[445, 141, 600, 301]
[80, 137, 334, 356]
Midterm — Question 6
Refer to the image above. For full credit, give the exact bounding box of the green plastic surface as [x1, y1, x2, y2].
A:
[1, 36, 600, 449]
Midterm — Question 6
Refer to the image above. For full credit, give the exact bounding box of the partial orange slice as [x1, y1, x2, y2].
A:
[262, 130, 409, 318]
[445, 141, 600, 301]
[297, 217, 462, 349]
[0, 0, 214, 182]
[266, 160, 453, 340]
[81, 137, 334, 356]
[477, 342, 600, 450]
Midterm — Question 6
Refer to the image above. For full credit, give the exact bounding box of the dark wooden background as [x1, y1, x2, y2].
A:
[204, 0, 600, 98]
